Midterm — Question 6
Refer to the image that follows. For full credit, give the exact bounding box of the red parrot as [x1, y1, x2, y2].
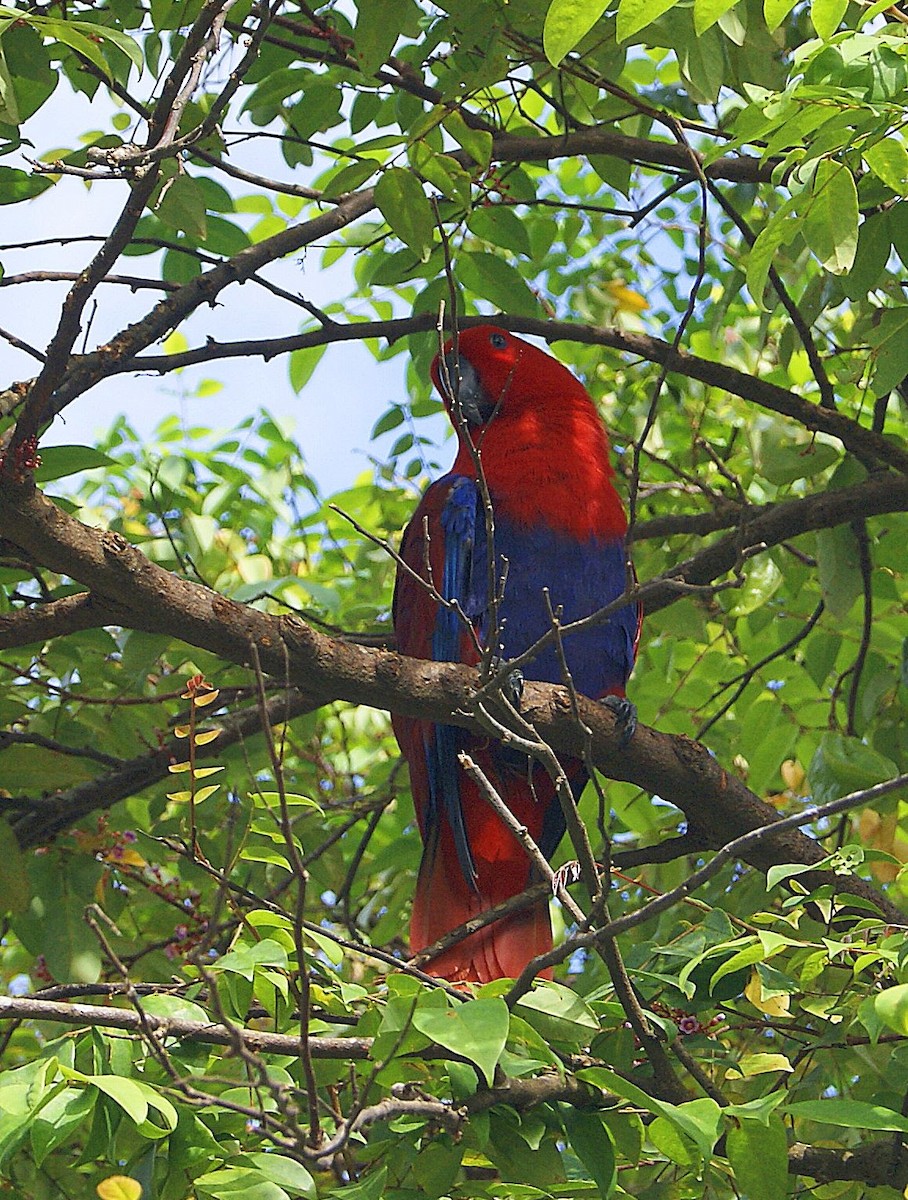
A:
[392, 325, 640, 983]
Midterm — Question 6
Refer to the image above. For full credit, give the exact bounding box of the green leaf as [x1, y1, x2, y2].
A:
[693, 0, 739, 34]
[288, 344, 327, 394]
[867, 306, 908, 395]
[580, 1068, 722, 1161]
[162, 246, 202, 284]
[468, 205, 532, 257]
[353, 0, 402, 75]
[864, 137, 908, 195]
[874, 984, 908, 1036]
[758, 431, 839, 485]
[211, 939, 290, 980]
[140, 994, 211, 1024]
[765, 860, 820, 891]
[746, 201, 798, 307]
[72, 21, 143, 74]
[735, 1053, 793, 1076]
[374, 167, 435, 261]
[807, 732, 900, 807]
[456, 251, 539, 316]
[195, 1166, 289, 1200]
[543, 0, 609, 65]
[37, 17, 111, 75]
[411, 997, 509, 1086]
[514, 980, 599, 1045]
[325, 1166, 386, 1200]
[810, 0, 847, 38]
[371, 405, 405, 438]
[412, 1140, 463, 1196]
[562, 1110, 617, 1197]
[617, 0, 681, 41]
[649, 1114, 695, 1165]
[202, 217, 251, 257]
[785, 1099, 908, 1132]
[156, 175, 208, 240]
[802, 160, 858, 275]
[245, 1153, 316, 1198]
[443, 111, 493, 171]
[764, 0, 797, 30]
[253, 792, 325, 815]
[85, 1076, 147, 1126]
[726, 1115, 789, 1200]
[0, 818, 29, 914]
[12, 855, 102, 982]
[728, 556, 782, 616]
[34, 445, 114, 482]
[409, 143, 472, 206]
[816, 525, 862, 619]
[320, 159, 379, 201]
[0, 39, 20, 124]
[0, 164, 52, 203]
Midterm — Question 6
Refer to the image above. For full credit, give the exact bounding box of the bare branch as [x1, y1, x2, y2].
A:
[81, 314, 907, 474]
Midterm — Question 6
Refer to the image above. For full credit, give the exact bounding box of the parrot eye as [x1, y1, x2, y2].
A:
[489, 331, 507, 349]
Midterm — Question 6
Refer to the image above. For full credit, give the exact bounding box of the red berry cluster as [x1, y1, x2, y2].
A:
[0, 435, 41, 481]
[476, 167, 515, 207]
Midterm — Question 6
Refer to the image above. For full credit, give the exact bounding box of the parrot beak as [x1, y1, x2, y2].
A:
[441, 351, 498, 427]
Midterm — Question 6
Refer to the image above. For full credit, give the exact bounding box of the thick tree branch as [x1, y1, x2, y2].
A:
[0, 592, 124, 648]
[0, 994, 369, 1057]
[0, 478, 903, 923]
[488, 128, 774, 183]
[640, 472, 907, 610]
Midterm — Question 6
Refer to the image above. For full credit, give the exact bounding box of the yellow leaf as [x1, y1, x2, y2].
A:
[168, 761, 192, 773]
[737, 1052, 793, 1076]
[192, 766, 224, 779]
[165, 790, 192, 803]
[860, 807, 896, 851]
[192, 728, 221, 746]
[605, 279, 649, 313]
[780, 759, 806, 793]
[97, 1176, 142, 1200]
[193, 689, 220, 707]
[745, 970, 791, 1017]
[193, 784, 221, 804]
[174, 725, 191, 738]
[103, 848, 148, 869]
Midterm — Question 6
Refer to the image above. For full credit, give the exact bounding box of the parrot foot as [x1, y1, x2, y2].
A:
[602, 695, 637, 748]
[489, 658, 524, 710]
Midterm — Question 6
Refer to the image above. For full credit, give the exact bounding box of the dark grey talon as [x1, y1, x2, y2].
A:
[504, 667, 524, 709]
[490, 657, 524, 709]
[602, 695, 637, 747]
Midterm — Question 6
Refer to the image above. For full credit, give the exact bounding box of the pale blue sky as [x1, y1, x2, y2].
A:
[0, 91, 438, 498]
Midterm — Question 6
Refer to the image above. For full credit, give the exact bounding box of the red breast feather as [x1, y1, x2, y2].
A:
[432, 325, 627, 543]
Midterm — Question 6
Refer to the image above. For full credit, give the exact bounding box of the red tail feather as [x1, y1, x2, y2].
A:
[406, 750, 555, 984]
[411, 838, 553, 984]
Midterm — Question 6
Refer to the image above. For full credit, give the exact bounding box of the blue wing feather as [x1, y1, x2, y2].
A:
[425, 475, 488, 887]
[420, 474, 637, 892]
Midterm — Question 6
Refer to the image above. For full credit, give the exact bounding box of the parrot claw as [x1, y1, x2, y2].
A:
[490, 658, 524, 710]
[602, 695, 637, 747]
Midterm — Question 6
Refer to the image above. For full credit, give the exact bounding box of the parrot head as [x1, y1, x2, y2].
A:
[430, 325, 522, 428]
[428, 323, 625, 538]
